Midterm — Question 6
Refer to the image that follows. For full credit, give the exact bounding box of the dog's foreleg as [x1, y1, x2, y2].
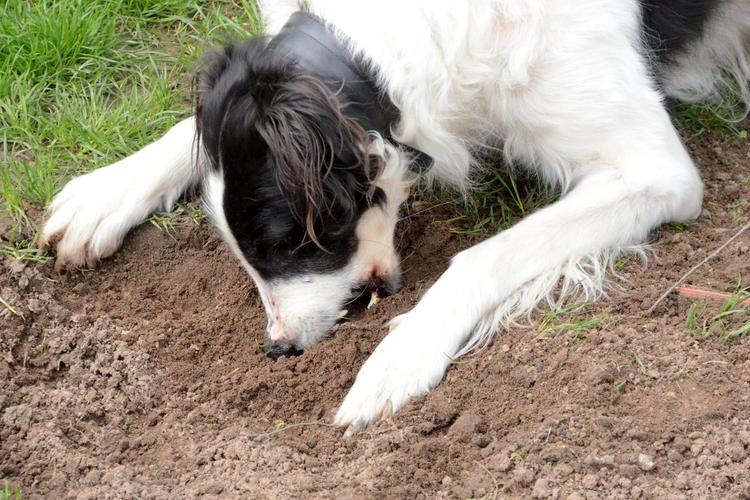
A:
[336, 131, 703, 429]
[41, 117, 199, 269]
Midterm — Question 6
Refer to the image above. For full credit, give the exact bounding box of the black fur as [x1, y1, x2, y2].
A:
[641, 0, 723, 63]
[196, 38, 385, 280]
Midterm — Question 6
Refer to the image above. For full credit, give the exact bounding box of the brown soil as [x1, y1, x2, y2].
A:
[1, 125, 749, 499]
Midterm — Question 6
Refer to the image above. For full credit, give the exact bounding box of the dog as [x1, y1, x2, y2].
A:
[41, 0, 750, 430]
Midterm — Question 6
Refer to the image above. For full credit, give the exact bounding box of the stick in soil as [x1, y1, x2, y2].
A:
[648, 219, 750, 314]
[676, 286, 750, 306]
[248, 420, 336, 441]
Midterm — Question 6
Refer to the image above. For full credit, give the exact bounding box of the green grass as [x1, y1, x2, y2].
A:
[539, 302, 603, 340]
[432, 161, 558, 236]
[1, 479, 22, 500]
[674, 101, 749, 140]
[686, 288, 750, 342]
[666, 221, 694, 232]
[147, 201, 205, 236]
[1, 0, 261, 253]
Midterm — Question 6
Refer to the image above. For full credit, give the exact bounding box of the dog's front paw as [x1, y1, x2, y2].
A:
[41, 165, 152, 270]
[335, 314, 453, 431]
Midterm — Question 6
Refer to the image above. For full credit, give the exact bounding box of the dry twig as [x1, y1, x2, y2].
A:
[649, 220, 750, 314]
[676, 286, 750, 305]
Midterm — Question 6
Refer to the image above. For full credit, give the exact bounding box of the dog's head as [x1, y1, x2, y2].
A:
[196, 38, 412, 357]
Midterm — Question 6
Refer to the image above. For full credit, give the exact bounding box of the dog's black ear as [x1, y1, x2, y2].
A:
[253, 71, 384, 248]
[194, 37, 270, 168]
[194, 38, 384, 249]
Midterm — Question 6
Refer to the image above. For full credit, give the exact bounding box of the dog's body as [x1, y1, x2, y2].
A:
[42, 0, 750, 429]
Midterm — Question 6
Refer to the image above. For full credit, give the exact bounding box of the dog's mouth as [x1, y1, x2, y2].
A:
[339, 279, 394, 323]
[264, 290, 379, 360]
[338, 289, 377, 323]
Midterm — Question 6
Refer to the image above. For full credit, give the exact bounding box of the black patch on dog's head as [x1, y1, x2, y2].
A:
[195, 38, 385, 280]
[641, 0, 721, 62]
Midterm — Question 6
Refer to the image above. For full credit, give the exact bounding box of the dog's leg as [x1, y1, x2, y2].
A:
[336, 120, 704, 429]
[41, 117, 199, 270]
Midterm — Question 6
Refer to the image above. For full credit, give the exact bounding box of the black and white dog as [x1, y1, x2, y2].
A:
[41, 0, 749, 430]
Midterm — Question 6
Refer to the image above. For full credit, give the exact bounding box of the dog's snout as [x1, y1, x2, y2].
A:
[264, 341, 303, 360]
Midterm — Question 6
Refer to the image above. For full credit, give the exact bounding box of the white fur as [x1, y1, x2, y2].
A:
[43, 0, 748, 429]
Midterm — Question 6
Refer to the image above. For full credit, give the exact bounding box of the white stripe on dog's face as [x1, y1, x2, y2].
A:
[203, 146, 412, 353]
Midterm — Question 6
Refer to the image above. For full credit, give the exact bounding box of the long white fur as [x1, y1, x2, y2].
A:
[42, 0, 750, 429]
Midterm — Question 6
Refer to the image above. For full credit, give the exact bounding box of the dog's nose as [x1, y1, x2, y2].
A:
[264, 341, 303, 360]
[368, 276, 396, 298]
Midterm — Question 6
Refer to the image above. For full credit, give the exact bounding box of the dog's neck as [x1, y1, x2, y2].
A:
[266, 11, 433, 173]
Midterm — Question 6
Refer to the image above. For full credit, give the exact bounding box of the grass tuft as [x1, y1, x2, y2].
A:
[539, 302, 603, 340]
[685, 287, 750, 342]
[0, 479, 21, 500]
[1, 0, 260, 243]
[433, 160, 558, 236]
[674, 101, 749, 140]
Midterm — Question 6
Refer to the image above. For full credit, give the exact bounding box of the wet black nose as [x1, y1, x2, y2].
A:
[264, 341, 303, 360]
[368, 277, 396, 298]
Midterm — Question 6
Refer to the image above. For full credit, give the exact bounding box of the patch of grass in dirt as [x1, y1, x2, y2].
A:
[728, 199, 749, 225]
[610, 380, 627, 395]
[674, 101, 749, 140]
[686, 287, 750, 342]
[0, 480, 22, 500]
[1, 0, 260, 245]
[431, 159, 558, 236]
[147, 201, 205, 237]
[665, 221, 694, 232]
[539, 302, 603, 340]
[629, 348, 648, 375]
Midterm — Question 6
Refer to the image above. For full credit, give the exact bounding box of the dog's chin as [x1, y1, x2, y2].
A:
[263, 283, 392, 359]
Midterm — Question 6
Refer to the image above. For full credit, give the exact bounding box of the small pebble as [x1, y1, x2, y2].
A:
[584, 453, 615, 468]
[532, 478, 554, 499]
[725, 443, 746, 462]
[582, 474, 598, 489]
[637, 453, 655, 472]
[618, 464, 640, 479]
[448, 413, 484, 442]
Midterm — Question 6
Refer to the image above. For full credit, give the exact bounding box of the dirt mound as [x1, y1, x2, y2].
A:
[1, 129, 749, 498]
